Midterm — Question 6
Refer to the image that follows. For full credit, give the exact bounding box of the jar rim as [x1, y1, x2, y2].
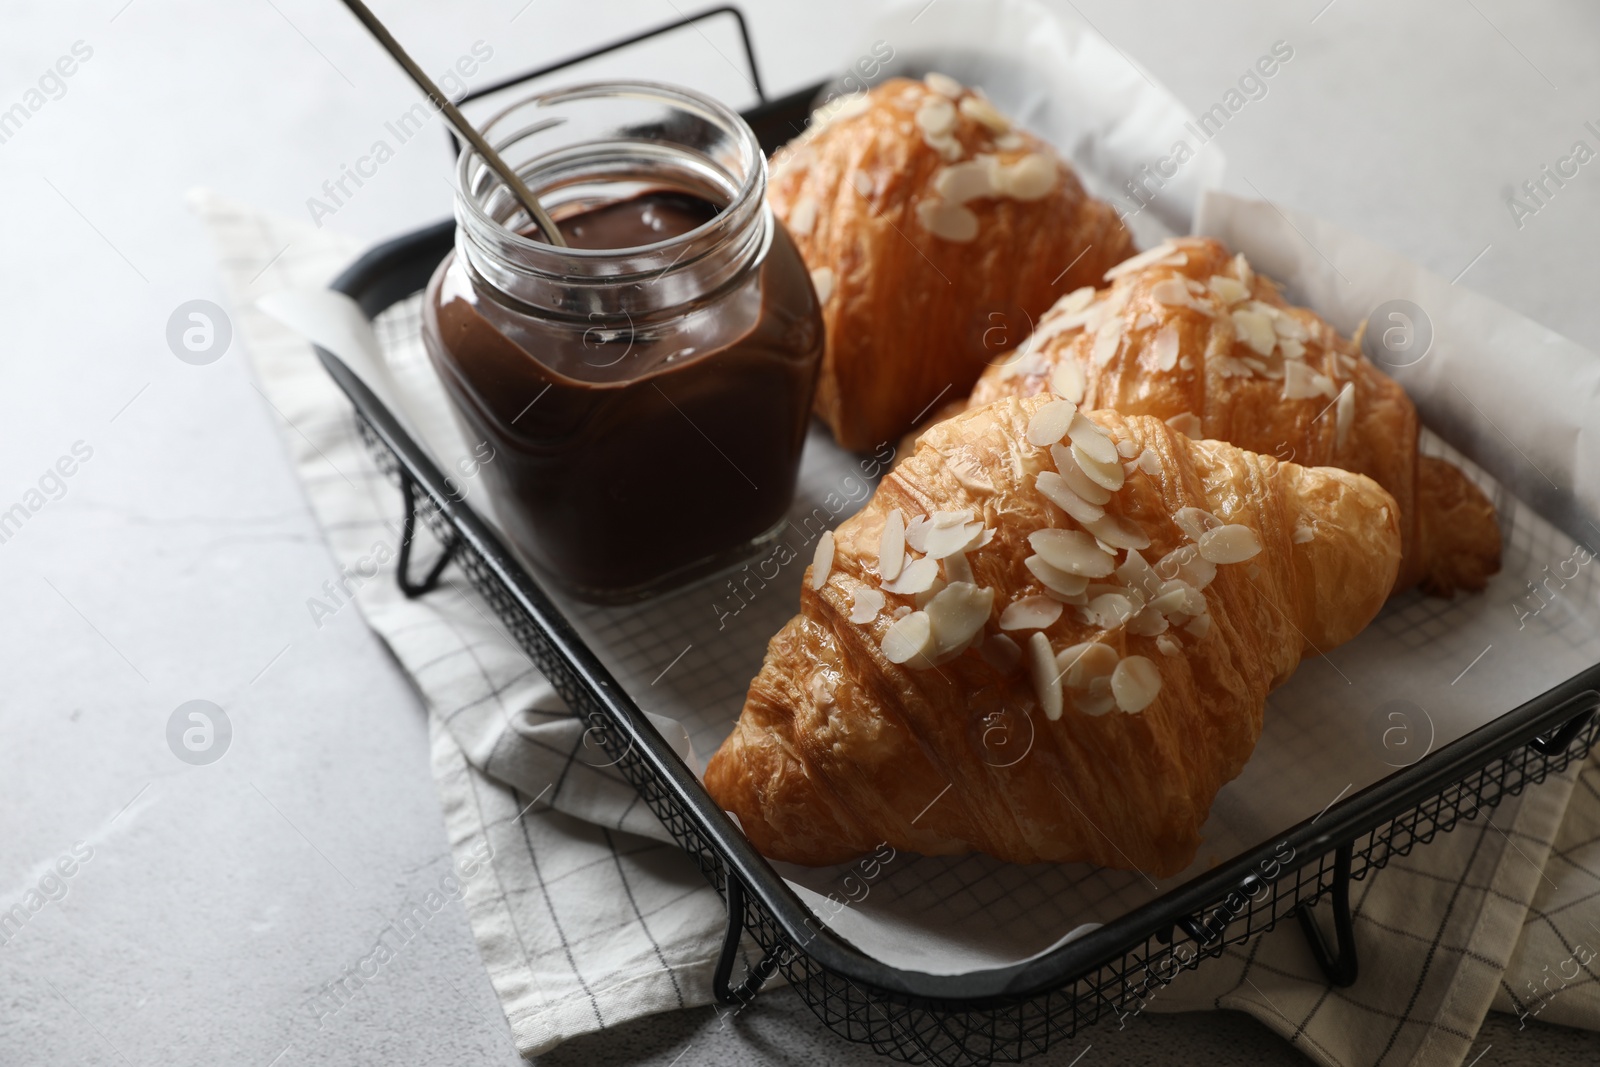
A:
[453, 79, 765, 260]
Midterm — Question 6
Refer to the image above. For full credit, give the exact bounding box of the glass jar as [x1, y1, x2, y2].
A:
[423, 81, 824, 603]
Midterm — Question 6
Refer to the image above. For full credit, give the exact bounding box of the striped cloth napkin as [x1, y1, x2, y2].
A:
[192, 189, 1600, 1065]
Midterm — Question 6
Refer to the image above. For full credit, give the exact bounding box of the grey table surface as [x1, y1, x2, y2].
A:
[1, 1, 1596, 1065]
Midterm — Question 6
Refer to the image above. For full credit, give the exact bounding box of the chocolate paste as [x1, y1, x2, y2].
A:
[423, 191, 823, 601]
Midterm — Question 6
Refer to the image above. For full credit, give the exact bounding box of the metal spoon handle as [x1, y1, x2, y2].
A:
[336, 0, 567, 246]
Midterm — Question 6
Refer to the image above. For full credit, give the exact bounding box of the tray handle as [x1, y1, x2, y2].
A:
[714, 874, 785, 1007]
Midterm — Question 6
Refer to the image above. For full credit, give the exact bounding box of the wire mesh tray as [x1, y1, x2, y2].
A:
[313, 7, 1600, 1063]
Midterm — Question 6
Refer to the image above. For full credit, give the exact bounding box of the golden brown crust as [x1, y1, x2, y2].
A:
[963, 237, 1501, 596]
[768, 76, 1134, 452]
[705, 397, 1401, 874]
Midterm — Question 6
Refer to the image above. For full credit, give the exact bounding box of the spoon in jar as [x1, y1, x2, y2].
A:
[335, 0, 568, 246]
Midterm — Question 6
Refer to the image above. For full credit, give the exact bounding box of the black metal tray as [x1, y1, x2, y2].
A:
[313, 7, 1600, 1063]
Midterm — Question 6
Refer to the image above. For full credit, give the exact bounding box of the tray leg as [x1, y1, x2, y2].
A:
[396, 476, 459, 598]
[1295, 843, 1358, 987]
[1530, 705, 1596, 756]
[713, 874, 783, 1007]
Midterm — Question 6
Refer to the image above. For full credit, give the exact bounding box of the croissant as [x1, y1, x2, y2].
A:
[964, 236, 1500, 597]
[706, 395, 1401, 875]
[767, 74, 1134, 452]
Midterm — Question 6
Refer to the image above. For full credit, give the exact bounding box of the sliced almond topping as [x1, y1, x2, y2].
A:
[1279, 338, 1306, 360]
[914, 576, 947, 609]
[943, 550, 975, 585]
[958, 94, 1010, 132]
[882, 610, 934, 665]
[1116, 549, 1162, 599]
[1026, 399, 1078, 446]
[934, 158, 999, 204]
[850, 585, 886, 625]
[999, 153, 1056, 200]
[1050, 360, 1087, 404]
[788, 195, 817, 237]
[1036, 471, 1105, 525]
[995, 132, 1026, 151]
[1172, 506, 1220, 542]
[1208, 275, 1249, 304]
[1116, 438, 1142, 459]
[926, 133, 964, 162]
[924, 520, 984, 559]
[1052, 443, 1114, 505]
[879, 508, 906, 580]
[1335, 382, 1356, 449]
[1128, 605, 1170, 636]
[915, 198, 979, 242]
[1156, 544, 1217, 590]
[1282, 359, 1321, 400]
[1085, 511, 1151, 551]
[1137, 448, 1161, 476]
[1198, 523, 1262, 564]
[1233, 252, 1253, 288]
[1293, 524, 1316, 544]
[1072, 441, 1126, 492]
[1274, 312, 1309, 341]
[1067, 412, 1117, 464]
[1085, 592, 1137, 629]
[1025, 553, 1091, 599]
[1000, 595, 1065, 631]
[930, 508, 975, 528]
[1185, 612, 1213, 639]
[1231, 308, 1277, 356]
[1103, 241, 1180, 281]
[851, 171, 875, 198]
[810, 531, 835, 590]
[1111, 655, 1162, 713]
[1090, 319, 1124, 367]
[904, 515, 931, 553]
[1166, 412, 1203, 439]
[1051, 286, 1097, 318]
[1151, 322, 1181, 372]
[915, 97, 957, 137]
[1029, 528, 1117, 577]
[1156, 634, 1182, 657]
[924, 72, 964, 98]
[926, 582, 994, 654]
[1150, 578, 1203, 616]
[1055, 641, 1118, 689]
[1028, 631, 1064, 720]
[882, 555, 940, 594]
[1150, 278, 1192, 306]
[809, 266, 835, 305]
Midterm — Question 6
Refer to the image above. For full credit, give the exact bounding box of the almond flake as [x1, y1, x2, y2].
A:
[1029, 528, 1117, 577]
[1050, 360, 1087, 404]
[1273, 312, 1309, 341]
[879, 508, 906, 579]
[1150, 278, 1192, 306]
[809, 266, 835, 304]
[882, 610, 934, 665]
[999, 153, 1056, 200]
[1051, 287, 1096, 318]
[1025, 553, 1091, 599]
[1156, 634, 1182, 656]
[1335, 382, 1356, 449]
[1103, 241, 1180, 281]
[915, 97, 957, 137]
[1152, 322, 1181, 371]
[1283, 360, 1321, 400]
[1072, 440, 1126, 492]
[1085, 511, 1151, 551]
[1036, 471, 1105, 525]
[1233, 253, 1253, 288]
[788, 195, 817, 237]
[958, 94, 1010, 133]
[810, 531, 835, 590]
[1293, 524, 1315, 544]
[926, 582, 995, 654]
[1085, 592, 1137, 629]
[943, 550, 975, 584]
[1198, 523, 1262, 564]
[1116, 438, 1141, 459]
[1208, 275, 1249, 304]
[1116, 549, 1162, 599]
[882, 555, 940, 594]
[1051, 443, 1114, 505]
[934, 158, 999, 204]
[915, 198, 978, 242]
[1137, 448, 1161, 476]
[1279, 339, 1306, 360]
[1156, 544, 1217, 590]
[1055, 641, 1118, 689]
[1150, 578, 1204, 616]
[1111, 655, 1162, 713]
[1029, 631, 1064, 720]
[925, 521, 985, 559]
[1090, 319, 1124, 367]
[914, 577, 947, 609]
[850, 585, 886, 624]
[1026, 399, 1078, 446]
[1068, 412, 1118, 465]
[1000, 596, 1065, 631]
[924, 72, 964, 98]
[1231, 309, 1277, 356]
[1128, 605, 1169, 636]
[1186, 612, 1213, 639]
[1166, 412, 1203, 438]
[904, 515, 931, 553]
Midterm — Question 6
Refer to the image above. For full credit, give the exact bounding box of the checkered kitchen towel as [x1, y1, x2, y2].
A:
[193, 189, 1600, 1065]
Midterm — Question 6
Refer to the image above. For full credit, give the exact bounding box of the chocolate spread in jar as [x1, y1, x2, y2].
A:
[423, 190, 823, 602]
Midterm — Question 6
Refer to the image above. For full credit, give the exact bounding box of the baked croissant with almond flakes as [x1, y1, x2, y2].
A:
[705, 395, 1401, 874]
[964, 236, 1500, 597]
[767, 73, 1134, 452]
